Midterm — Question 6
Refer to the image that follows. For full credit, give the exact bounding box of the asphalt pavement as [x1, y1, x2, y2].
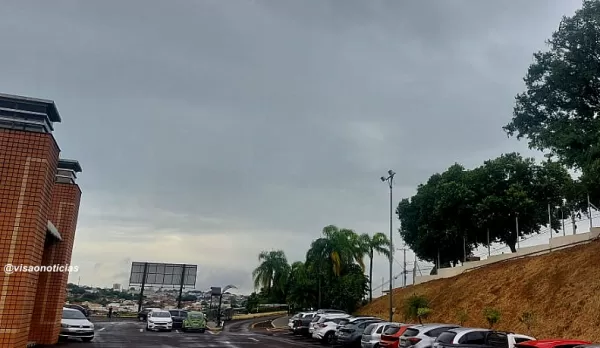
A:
[39, 316, 326, 348]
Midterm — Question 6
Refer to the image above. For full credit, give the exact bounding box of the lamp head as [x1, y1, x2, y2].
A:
[388, 170, 395, 176]
[380, 176, 386, 182]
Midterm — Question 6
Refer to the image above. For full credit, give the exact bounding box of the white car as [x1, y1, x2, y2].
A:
[311, 315, 351, 344]
[59, 307, 95, 342]
[434, 328, 535, 348]
[146, 310, 173, 331]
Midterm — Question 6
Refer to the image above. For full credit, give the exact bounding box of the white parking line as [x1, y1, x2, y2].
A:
[98, 328, 106, 332]
[176, 330, 179, 333]
[249, 337, 258, 342]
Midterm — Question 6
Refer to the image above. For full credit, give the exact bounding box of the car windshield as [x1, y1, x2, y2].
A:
[63, 309, 87, 320]
[189, 313, 204, 319]
[152, 311, 171, 317]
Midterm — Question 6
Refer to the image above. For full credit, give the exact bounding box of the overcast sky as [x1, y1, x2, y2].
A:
[0, 0, 583, 295]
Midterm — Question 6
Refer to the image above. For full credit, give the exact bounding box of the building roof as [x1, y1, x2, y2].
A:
[0, 92, 61, 122]
[58, 159, 82, 172]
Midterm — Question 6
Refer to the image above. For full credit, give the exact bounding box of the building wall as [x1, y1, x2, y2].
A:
[0, 129, 60, 347]
[29, 183, 81, 344]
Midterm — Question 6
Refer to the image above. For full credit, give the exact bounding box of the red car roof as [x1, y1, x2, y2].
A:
[517, 339, 592, 348]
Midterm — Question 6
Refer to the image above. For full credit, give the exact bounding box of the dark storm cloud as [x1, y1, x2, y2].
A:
[0, 0, 581, 290]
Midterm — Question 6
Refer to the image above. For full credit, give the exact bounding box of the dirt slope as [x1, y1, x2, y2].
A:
[357, 240, 600, 341]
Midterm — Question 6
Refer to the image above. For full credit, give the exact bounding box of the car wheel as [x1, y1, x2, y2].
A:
[81, 337, 94, 343]
[322, 332, 334, 345]
[167, 329, 172, 332]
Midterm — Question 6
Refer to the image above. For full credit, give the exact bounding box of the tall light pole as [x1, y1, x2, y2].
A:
[381, 169, 396, 322]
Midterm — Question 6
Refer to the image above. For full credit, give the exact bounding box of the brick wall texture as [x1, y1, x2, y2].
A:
[0, 128, 82, 347]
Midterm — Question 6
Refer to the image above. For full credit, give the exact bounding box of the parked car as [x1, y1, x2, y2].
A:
[138, 307, 161, 321]
[146, 310, 173, 332]
[434, 328, 491, 348]
[292, 311, 317, 335]
[380, 324, 415, 348]
[312, 315, 351, 344]
[516, 340, 593, 348]
[399, 324, 460, 348]
[59, 307, 95, 342]
[434, 329, 535, 348]
[310, 313, 350, 337]
[335, 317, 380, 340]
[182, 311, 207, 333]
[336, 319, 383, 347]
[361, 321, 397, 348]
[289, 312, 316, 333]
[168, 309, 188, 329]
[64, 304, 90, 317]
[317, 308, 348, 314]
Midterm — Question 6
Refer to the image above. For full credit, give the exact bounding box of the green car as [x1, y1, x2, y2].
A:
[182, 311, 207, 333]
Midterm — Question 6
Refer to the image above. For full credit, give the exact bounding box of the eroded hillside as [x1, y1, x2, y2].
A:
[357, 240, 600, 341]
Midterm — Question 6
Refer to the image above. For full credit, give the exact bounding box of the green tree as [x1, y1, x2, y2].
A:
[397, 165, 478, 265]
[251, 250, 290, 302]
[404, 294, 429, 322]
[456, 309, 469, 326]
[306, 225, 367, 307]
[503, 0, 600, 204]
[359, 232, 391, 303]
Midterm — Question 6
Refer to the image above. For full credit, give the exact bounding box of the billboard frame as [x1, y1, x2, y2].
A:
[129, 262, 198, 311]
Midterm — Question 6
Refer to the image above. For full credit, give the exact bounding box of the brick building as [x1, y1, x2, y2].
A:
[0, 93, 83, 347]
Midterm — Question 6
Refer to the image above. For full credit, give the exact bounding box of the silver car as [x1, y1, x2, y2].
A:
[400, 324, 460, 348]
[361, 321, 397, 348]
[434, 327, 490, 348]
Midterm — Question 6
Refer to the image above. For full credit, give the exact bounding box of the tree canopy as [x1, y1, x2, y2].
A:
[504, 0, 600, 204]
[397, 153, 577, 263]
[250, 225, 389, 313]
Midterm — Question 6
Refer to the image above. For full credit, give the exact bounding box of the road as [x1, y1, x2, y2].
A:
[40, 316, 325, 348]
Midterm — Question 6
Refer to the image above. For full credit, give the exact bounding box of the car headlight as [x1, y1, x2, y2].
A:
[61, 323, 70, 328]
[148, 320, 154, 324]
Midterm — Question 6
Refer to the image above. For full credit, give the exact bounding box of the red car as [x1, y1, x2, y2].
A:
[380, 324, 414, 348]
[516, 339, 593, 348]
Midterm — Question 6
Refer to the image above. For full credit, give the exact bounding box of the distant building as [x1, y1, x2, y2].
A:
[113, 283, 121, 291]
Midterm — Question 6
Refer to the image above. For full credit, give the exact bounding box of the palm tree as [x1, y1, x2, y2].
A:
[252, 250, 290, 298]
[360, 232, 392, 302]
[306, 225, 367, 307]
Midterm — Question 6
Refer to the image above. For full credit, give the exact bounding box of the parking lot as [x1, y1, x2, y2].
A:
[42, 318, 326, 348]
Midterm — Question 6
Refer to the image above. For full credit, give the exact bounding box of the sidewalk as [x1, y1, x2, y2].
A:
[270, 316, 290, 329]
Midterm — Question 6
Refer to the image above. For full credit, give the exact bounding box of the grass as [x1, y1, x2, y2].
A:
[357, 240, 600, 341]
[232, 311, 288, 320]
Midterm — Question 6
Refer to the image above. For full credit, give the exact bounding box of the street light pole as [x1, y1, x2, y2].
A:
[381, 170, 396, 322]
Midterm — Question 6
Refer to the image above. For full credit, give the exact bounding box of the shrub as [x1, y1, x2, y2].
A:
[404, 294, 430, 322]
[518, 311, 535, 333]
[483, 307, 501, 329]
[456, 309, 469, 326]
[417, 307, 432, 324]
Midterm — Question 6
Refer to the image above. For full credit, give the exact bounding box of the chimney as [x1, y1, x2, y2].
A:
[56, 159, 82, 184]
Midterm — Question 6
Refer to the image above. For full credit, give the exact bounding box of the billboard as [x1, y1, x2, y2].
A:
[129, 262, 197, 287]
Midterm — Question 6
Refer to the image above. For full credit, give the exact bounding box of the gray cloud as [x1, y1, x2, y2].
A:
[0, 0, 582, 294]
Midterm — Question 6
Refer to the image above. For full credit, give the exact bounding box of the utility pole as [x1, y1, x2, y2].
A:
[403, 249, 407, 287]
[515, 216, 520, 249]
[486, 228, 490, 257]
[381, 277, 384, 296]
[380, 170, 396, 322]
[437, 249, 440, 271]
[548, 204, 553, 239]
[463, 235, 467, 264]
[561, 206, 566, 236]
[588, 193, 593, 230]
